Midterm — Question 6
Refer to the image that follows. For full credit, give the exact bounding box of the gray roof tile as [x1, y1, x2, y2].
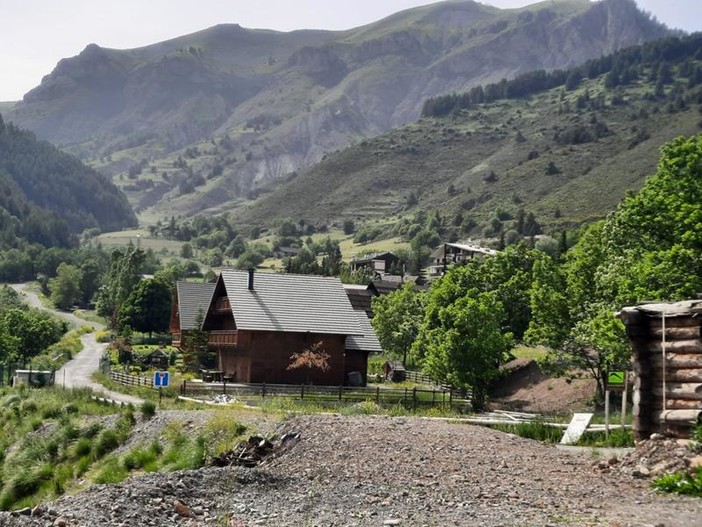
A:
[176, 281, 216, 330]
[221, 270, 362, 336]
[345, 311, 383, 353]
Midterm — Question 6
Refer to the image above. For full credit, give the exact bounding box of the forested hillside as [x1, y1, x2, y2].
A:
[0, 115, 136, 248]
[234, 34, 702, 237]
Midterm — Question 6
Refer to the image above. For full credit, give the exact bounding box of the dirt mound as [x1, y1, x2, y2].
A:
[490, 359, 597, 414]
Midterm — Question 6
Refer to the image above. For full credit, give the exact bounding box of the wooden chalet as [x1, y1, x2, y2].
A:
[343, 283, 379, 317]
[172, 269, 382, 386]
[429, 242, 497, 277]
[170, 281, 216, 348]
[350, 252, 400, 274]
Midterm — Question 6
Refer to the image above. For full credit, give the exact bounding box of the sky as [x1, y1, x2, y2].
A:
[1, 0, 700, 101]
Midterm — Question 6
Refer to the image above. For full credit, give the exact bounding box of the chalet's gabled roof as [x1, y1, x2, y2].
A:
[220, 270, 362, 335]
[176, 281, 216, 330]
[351, 251, 396, 264]
[345, 312, 383, 353]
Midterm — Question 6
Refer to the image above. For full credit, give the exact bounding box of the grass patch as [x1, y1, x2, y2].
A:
[490, 421, 563, 443]
[653, 469, 702, 497]
[510, 345, 547, 361]
[0, 386, 136, 510]
[576, 428, 633, 448]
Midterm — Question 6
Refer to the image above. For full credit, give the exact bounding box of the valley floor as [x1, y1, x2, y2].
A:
[1, 413, 700, 526]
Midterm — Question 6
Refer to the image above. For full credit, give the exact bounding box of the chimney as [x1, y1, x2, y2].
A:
[248, 268, 255, 290]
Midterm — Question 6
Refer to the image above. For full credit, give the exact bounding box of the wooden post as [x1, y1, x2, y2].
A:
[338, 385, 342, 401]
[301, 384, 305, 400]
[621, 372, 629, 427]
[605, 390, 610, 439]
[376, 386, 380, 404]
[413, 387, 417, 411]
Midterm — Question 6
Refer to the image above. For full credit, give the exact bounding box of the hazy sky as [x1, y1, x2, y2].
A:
[1, 0, 700, 101]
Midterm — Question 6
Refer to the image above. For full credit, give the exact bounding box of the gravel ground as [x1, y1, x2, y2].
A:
[1, 413, 701, 527]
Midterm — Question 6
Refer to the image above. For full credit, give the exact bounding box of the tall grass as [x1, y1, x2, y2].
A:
[0, 387, 135, 510]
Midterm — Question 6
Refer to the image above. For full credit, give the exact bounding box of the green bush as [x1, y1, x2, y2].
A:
[0, 463, 54, 509]
[122, 447, 158, 471]
[141, 401, 156, 420]
[73, 437, 93, 458]
[653, 469, 702, 496]
[93, 430, 119, 459]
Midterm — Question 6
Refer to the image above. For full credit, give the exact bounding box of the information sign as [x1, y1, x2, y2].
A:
[153, 371, 170, 388]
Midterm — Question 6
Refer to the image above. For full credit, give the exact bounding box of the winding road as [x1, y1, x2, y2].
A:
[10, 284, 144, 405]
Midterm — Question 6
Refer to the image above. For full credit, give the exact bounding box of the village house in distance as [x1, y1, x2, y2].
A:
[171, 269, 382, 386]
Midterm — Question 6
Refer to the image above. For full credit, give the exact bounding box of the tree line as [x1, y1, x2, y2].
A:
[372, 133, 702, 409]
[422, 34, 702, 117]
[0, 115, 137, 250]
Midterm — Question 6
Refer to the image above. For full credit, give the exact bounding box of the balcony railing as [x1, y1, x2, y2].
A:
[208, 330, 238, 347]
[172, 332, 182, 347]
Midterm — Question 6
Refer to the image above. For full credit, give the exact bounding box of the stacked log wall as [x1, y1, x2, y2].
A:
[622, 309, 702, 440]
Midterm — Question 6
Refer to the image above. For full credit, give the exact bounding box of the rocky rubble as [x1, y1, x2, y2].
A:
[1, 414, 701, 527]
[598, 433, 702, 480]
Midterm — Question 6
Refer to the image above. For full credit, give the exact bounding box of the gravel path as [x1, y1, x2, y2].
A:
[1, 414, 700, 526]
[10, 284, 143, 406]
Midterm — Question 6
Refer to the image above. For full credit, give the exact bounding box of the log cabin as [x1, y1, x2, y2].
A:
[172, 270, 382, 386]
[619, 299, 702, 439]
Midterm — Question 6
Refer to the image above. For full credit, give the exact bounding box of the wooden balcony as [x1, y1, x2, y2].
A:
[172, 332, 182, 347]
[208, 330, 238, 347]
[213, 296, 231, 314]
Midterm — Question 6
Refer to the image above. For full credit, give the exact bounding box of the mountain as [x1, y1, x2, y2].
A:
[0, 115, 136, 248]
[5, 0, 672, 223]
[231, 34, 702, 236]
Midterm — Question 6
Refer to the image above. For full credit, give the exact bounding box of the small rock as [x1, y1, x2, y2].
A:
[174, 499, 192, 518]
[650, 433, 666, 441]
[607, 457, 619, 465]
[31, 505, 44, 517]
[383, 520, 402, 526]
[11, 507, 31, 516]
[54, 518, 69, 527]
[688, 456, 702, 469]
[632, 466, 651, 478]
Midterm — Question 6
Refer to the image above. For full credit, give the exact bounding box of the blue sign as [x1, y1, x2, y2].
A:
[153, 371, 170, 387]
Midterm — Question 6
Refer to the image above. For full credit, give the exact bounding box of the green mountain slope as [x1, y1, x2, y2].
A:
[4, 0, 671, 223]
[231, 35, 702, 235]
[0, 116, 136, 247]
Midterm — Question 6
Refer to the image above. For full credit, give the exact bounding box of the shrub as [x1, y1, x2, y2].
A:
[95, 330, 113, 343]
[122, 447, 158, 471]
[73, 437, 93, 458]
[140, 401, 156, 420]
[653, 469, 702, 496]
[93, 430, 119, 459]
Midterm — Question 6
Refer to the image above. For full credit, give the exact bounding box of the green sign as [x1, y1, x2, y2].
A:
[606, 371, 626, 391]
[607, 371, 625, 385]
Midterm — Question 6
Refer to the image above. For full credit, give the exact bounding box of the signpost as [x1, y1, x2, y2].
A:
[604, 371, 629, 436]
[153, 371, 170, 404]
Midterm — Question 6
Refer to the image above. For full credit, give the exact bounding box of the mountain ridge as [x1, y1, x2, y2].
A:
[5, 0, 673, 223]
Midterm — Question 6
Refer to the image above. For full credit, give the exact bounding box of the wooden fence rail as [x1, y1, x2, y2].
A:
[110, 371, 153, 388]
[107, 371, 472, 412]
[180, 380, 472, 411]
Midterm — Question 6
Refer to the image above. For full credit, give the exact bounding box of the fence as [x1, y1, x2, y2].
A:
[403, 370, 457, 392]
[110, 371, 154, 388]
[179, 380, 472, 412]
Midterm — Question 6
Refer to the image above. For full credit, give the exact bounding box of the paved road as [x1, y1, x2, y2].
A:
[10, 284, 144, 405]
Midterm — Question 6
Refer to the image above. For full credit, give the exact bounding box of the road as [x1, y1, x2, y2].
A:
[10, 284, 144, 405]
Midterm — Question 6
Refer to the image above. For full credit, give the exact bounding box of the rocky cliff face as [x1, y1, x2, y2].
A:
[5, 0, 672, 220]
